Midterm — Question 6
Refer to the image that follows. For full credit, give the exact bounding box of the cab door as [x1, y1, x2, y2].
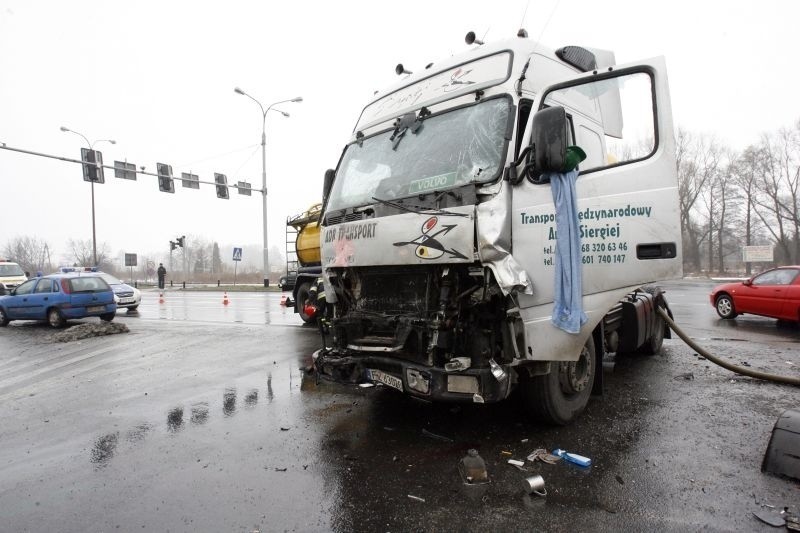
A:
[510, 57, 681, 361]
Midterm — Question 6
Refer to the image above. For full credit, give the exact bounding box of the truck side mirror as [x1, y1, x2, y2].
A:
[322, 169, 335, 205]
[530, 106, 567, 174]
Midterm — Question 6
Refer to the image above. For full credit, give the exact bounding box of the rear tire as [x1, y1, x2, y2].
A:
[523, 335, 596, 425]
[100, 313, 115, 322]
[47, 308, 66, 328]
[715, 294, 737, 319]
[0, 307, 9, 327]
[638, 287, 666, 355]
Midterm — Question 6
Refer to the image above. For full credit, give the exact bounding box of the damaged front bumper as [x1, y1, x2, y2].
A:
[312, 349, 514, 403]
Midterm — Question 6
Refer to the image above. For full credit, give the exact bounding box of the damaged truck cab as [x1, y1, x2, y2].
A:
[313, 32, 682, 424]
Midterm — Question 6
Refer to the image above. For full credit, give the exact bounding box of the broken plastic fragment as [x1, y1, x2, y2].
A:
[507, 459, 525, 467]
[472, 393, 485, 403]
[407, 494, 426, 503]
[358, 383, 375, 388]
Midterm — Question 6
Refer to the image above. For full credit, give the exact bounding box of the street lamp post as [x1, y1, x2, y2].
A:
[60, 126, 116, 266]
[234, 88, 302, 287]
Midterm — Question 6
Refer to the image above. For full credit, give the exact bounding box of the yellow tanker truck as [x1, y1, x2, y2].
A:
[284, 203, 322, 323]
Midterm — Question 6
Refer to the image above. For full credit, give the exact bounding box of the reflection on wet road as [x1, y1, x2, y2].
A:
[122, 290, 303, 326]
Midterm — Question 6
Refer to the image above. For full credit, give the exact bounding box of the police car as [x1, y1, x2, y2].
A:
[58, 267, 142, 311]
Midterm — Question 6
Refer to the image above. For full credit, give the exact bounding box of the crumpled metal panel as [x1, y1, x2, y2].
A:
[476, 184, 533, 295]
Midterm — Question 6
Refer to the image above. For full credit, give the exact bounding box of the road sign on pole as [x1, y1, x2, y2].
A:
[124, 253, 138, 266]
[232, 247, 242, 262]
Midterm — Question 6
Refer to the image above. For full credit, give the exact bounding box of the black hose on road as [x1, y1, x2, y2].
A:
[657, 307, 800, 387]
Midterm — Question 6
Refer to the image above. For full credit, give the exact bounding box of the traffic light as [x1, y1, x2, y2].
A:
[170, 241, 177, 251]
[157, 162, 175, 193]
[81, 148, 105, 183]
[177, 236, 185, 248]
[214, 173, 229, 199]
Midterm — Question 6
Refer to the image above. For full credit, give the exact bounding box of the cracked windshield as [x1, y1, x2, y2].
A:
[327, 97, 511, 211]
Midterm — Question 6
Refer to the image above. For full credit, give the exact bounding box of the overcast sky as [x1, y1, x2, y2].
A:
[1, 0, 799, 269]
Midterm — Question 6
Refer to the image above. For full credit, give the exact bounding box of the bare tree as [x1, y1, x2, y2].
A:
[752, 126, 800, 264]
[677, 129, 724, 271]
[2, 236, 54, 274]
[730, 146, 765, 274]
[66, 239, 112, 269]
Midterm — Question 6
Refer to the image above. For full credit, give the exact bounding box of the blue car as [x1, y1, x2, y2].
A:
[0, 273, 117, 328]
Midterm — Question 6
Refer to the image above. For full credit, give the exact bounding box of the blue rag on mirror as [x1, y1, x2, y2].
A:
[547, 169, 587, 334]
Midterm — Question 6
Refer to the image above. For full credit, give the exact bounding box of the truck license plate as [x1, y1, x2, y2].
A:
[366, 369, 403, 391]
[87, 305, 105, 313]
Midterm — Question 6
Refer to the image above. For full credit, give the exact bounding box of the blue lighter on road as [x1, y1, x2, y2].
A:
[553, 448, 592, 468]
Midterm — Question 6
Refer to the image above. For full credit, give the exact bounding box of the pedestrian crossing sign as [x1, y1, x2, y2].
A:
[232, 247, 242, 262]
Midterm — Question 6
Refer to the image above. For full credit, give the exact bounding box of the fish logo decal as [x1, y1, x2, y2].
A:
[393, 216, 467, 260]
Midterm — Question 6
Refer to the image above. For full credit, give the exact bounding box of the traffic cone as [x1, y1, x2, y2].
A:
[223, 291, 229, 305]
[159, 292, 164, 304]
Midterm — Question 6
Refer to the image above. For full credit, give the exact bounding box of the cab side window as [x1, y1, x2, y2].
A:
[542, 69, 656, 173]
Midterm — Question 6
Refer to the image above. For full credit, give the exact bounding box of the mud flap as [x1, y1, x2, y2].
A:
[762, 408, 800, 481]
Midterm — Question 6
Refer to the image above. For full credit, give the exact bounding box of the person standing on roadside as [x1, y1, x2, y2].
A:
[157, 263, 167, 289]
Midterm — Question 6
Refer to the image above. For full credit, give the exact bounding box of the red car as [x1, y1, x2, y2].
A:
[710, 266, 800, 321]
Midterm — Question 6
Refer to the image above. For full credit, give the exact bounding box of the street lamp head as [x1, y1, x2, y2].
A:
[234, 87, 245, 95]
[291, 97, 303, 103]
[109, 140, 117, 145]
[59, 126, 70, 132]
[280, 111, 290, 118]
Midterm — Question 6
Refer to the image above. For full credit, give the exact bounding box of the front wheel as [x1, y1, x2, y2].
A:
[296, 282, 315, 324]
[47, 308, 66, 328]
[715, 294, 737, 319]
[100, 313, 115, 322]
[522, 335, 596, 425]
[0, 307, 9, 327]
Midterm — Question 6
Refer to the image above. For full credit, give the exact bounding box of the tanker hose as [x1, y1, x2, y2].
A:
[656, 307, 800, 387]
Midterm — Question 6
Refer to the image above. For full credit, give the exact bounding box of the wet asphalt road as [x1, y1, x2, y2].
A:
[0, 280, 798, 532]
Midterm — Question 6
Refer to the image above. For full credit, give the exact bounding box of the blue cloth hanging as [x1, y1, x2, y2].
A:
[547, 169, 587, 334]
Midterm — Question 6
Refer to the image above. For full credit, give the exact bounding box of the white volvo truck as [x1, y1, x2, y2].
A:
[313, 31, 682, 424]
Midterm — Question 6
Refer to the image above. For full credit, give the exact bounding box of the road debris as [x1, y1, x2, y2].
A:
[527, 449, 562, 465]
[274, 467, 288, 472]
[51, 322, 129, 343]
[358, 383, 375, 388]
[459, 449, 489, 485]
[522, 474, 547, 497]
[407, 494, 426, 503]
[553, 448, 592, 467]
[507, 459, 525, 468]
[752, 510, 785, 527]
[673, 372, 694, 381]
[280, 427, 290, 431]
